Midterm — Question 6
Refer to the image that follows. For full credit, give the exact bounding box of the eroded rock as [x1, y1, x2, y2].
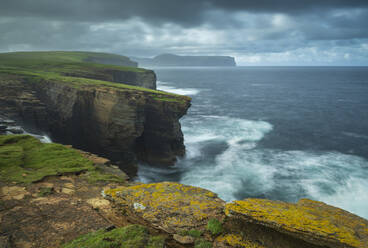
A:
[225, 198, 368, 248]
[104, 182, 225, 234]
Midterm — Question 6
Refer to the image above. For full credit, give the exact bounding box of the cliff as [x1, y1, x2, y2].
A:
[132, 53, 237, 67]
[0, 52, 191, 172]
[1, 135, 367, 248]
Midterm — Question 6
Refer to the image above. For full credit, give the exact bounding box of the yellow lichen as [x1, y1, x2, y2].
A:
[104, 182, 224, 232]
[216, 234, 265, 248]
[225, 198, 368, 248]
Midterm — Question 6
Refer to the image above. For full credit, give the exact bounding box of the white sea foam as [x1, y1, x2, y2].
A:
[137, 107, 368, 219]
[180, 146, 368, 218]
[157, 81, 200, 96]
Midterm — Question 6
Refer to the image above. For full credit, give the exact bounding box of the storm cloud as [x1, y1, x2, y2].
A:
[1, 0, 368, 65]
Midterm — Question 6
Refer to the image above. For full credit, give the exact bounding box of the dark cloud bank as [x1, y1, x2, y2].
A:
[1, 0, 368, 65]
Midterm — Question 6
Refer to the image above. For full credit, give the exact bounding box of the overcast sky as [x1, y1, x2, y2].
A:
[1, 0, 368, 65]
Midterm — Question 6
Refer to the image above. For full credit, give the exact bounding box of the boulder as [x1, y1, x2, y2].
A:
[104, 182, 225, 234]
[225, 198, 368, 248]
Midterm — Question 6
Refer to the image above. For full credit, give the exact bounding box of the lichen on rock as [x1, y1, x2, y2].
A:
[104, 182, 225, 234]
[225, 198, 368, 248]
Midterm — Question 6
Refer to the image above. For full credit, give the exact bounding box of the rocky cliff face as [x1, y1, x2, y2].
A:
[0, 73, 190, 173]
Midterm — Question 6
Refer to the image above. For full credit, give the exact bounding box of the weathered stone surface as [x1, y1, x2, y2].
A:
[225, 198, 368, 248]
[173, 234, 195, 244]
[214, 234, 265, 248]
[104, 182, 225, 234]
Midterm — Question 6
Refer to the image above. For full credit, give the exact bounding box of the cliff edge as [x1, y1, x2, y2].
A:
[0, 52, 191, 172]
[1, 135, 367, 248]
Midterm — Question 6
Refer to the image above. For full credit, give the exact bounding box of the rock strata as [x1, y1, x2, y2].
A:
[0, 52, 191, 171]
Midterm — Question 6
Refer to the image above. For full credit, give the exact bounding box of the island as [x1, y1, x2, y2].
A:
[131, 53, 237, 67]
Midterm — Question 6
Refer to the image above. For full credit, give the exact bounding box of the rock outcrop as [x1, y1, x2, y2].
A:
[104, 182, 225, 234]
[225, 198, 368, 248]
[104, 182, 368, 248]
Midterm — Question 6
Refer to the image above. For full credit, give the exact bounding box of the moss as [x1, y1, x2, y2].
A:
[63, 224, 163, 248]
[83, 168, 126, 184]
[207, 219, 223, 236]
[147, 235, 165, 248]
[225, 198, 368, 248]
[180, 229, 202, 238]
[0, 135, 125, 185]
[0, 135, 93, 183]
[194, 239, 212, 248]
[38, 187, 54, 197]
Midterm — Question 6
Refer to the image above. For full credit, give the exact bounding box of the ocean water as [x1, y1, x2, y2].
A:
[137, 66, 368, 219]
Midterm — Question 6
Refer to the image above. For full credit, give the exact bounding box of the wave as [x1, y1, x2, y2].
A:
[157, 81, 200, 96]
[137, 115, 368, 219]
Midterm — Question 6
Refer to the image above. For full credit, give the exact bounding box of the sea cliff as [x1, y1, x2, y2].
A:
[0, 52, 190, 171]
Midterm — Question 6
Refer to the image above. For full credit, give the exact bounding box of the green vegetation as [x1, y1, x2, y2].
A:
[194, 239, 212, 248]
[38, 187, 54, 197]
[83, 168, 126, 184]
[180, 229, 202, 238]
[63, 224, 165, 248]
[0, 51, 191, 103]
[0, 135, 125, 184]
[207, 219, 223, 236]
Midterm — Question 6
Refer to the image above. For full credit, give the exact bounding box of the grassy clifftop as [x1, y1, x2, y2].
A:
[0, 51, 190, 102]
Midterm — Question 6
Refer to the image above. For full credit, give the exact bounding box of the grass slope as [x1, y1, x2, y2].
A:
[63, 224, 165, 248]
[0, 51, 191, 102]
[0, 135, 125, 184]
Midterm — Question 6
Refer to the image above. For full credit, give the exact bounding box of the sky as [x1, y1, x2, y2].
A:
[1, 0, 368, 65]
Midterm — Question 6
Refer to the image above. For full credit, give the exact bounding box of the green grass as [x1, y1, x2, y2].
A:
[38, 187, 54, 197]
[63, 224, 165, 248]
[0, 51, 191, 103]
[179, 229, 202, 238]
[206, 219, 223, 236]
[194, 239, 212, 248]
[83, 168, 126, 184]
[0, 135, 126, 184]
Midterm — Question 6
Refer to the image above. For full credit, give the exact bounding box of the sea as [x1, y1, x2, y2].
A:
[136, 66, 368, 219]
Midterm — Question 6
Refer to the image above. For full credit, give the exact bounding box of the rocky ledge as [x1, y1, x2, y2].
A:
[105, 183, 368, 248]
[1, 135, 367, 248]
[0, 52, 191, 172]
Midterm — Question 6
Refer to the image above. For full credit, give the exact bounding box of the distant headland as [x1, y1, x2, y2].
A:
[131, 53, 237, 67]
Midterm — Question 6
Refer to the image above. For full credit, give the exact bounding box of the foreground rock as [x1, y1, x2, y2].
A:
[105, 182, 225, 234]
[225, 198, 368, 248]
